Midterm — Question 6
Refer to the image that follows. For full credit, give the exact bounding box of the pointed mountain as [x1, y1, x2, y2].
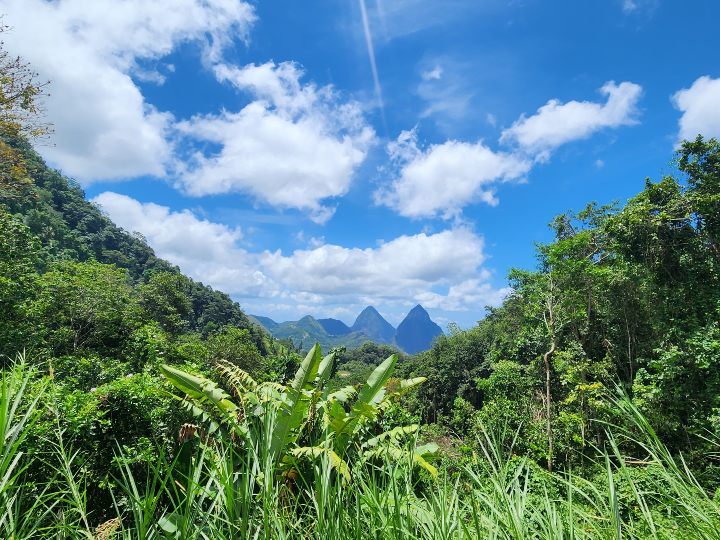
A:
[394, 305, 443, 354]
[351, 306, 395, 344]
[318, 318, 351, 336]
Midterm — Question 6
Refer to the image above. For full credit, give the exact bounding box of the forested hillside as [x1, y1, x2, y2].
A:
[400, 137, 720, 474]
[0, 131, 265, 353]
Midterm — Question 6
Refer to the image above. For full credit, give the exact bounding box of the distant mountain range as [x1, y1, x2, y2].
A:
[250, 305, 443, 354]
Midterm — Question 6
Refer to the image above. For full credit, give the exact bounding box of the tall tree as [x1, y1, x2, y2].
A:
[0, 21, 49, 200]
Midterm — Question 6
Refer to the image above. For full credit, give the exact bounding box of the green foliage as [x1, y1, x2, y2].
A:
[341, 341, 407, 365]
[29, 260, 136, 356]
[206, 326, 266, 378]
[161, 344, 436, 480]
[403, 137, 720, 475]
[400, 326, 490, 422]
[0, 209, 40, 357]
[2, 85, 720, 537]
[5, 362, 720, 539]
[137, 272, 192, 335]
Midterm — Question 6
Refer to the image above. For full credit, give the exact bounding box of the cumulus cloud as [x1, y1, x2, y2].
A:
[92, 192, 503, 313]
[375, 128, 531, 219]
[416, 279, 511, 312]
[175, 61, 376, 223]
[261, 227, 508, 315]
[377, 81, 642, 219]
[92, 192, 272, 297]
[500, 81, 642, 157]
[261, 228, 486, 297]
[0, 0, 255, 182]
[672, 76, 720, 143]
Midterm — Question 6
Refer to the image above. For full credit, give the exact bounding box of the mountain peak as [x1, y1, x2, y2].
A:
[394, 305, 443, 355]
[252, 304, 442, 354]
[407, 304, 429, 317]
[352, 305, 395, 344]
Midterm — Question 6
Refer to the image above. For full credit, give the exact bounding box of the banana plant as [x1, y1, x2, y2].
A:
[160, 343, 437, 481]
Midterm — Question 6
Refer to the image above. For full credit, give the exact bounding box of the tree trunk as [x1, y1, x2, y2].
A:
[544, 339, 557, 472]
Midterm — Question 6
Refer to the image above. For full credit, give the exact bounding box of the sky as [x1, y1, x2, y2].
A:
[3, 0, 720, 328]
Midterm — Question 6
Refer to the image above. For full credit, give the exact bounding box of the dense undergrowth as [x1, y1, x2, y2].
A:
[3, 358, 720, 539]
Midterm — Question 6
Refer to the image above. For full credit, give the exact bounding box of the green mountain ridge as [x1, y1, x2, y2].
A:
[1, 129, 445, 358]
[254, 314, 374, 351]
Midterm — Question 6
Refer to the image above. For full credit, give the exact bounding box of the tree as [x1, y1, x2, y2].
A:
[509, 270, 568, 471]
[207, 326, 266, 378]
[30, 261, 135, 356]
[679, 136, 720, 259]
[0, 21, 50, 200]
[137, 272, 192, 335]
[0, 209, 40, 357]
[341, 342, 404, 365]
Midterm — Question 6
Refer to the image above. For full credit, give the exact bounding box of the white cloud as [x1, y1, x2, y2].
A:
[92, 192, 503, 314]
[261, 228, 485, 297]
[416, 279, 511, 312]
[500, 81, 642, 157]
[378, 82, 642, 219]
[672, 76, 720, 143]
[92, 192, 272, 297]
[1, 0, 255, 182]
[622, 0, 638, 12]
[176, 61, 376, 223]
[375, 128, 531, 219]
[620, 0, 658, 15]
[421, 66, 443, 81]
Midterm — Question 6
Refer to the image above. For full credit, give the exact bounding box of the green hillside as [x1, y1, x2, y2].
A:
[0, 130, 265, 351]
[263, 314, 374, 351]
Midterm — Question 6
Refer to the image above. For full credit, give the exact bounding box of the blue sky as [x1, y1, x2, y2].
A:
[4, 0, 720, 327]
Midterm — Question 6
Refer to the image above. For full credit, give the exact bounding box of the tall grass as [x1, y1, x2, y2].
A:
[3, 362, 720, 539]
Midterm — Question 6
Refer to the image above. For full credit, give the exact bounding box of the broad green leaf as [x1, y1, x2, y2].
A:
[397, 377, 427, 395]
[317, 352, 336, 387]
[291, 343, 323, 392]
[160, 364, 238, 418]
[357, 354, 397, 407]
[326, 385, 357, 403]
[415, 442, 439, 456]
[270, 344, 323, 458]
